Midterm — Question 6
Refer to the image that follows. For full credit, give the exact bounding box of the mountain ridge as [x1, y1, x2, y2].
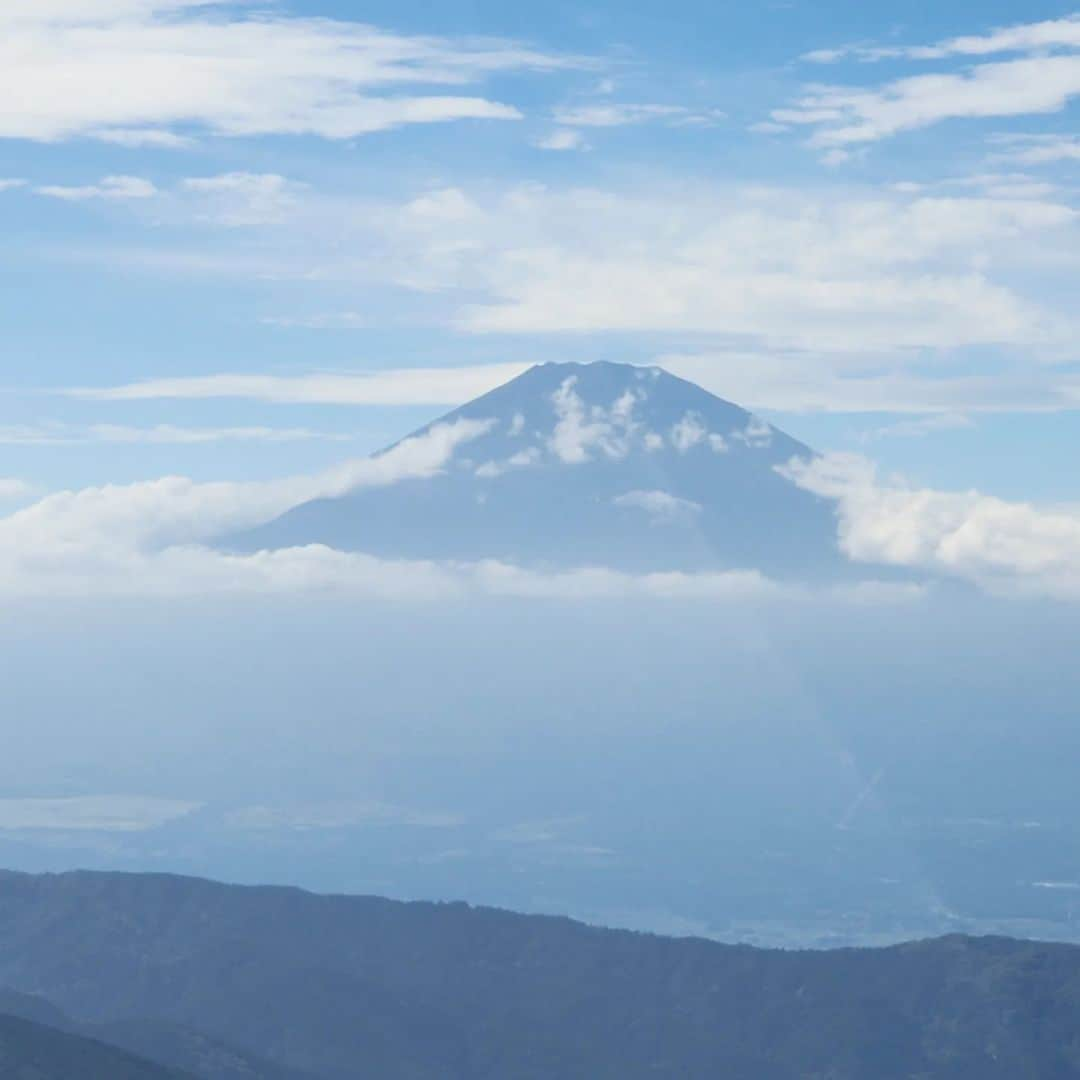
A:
[2, 868, 1080, 1079]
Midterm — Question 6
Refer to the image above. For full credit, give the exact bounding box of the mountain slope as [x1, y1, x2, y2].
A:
[0, 987, 306, 1080]
[2, 869, 1080, 1079]
[0, 1012, 191, 1079]
[231, 362, 848, 577]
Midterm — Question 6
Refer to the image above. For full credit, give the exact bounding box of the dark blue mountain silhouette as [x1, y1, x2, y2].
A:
[231, 361, 847, 577]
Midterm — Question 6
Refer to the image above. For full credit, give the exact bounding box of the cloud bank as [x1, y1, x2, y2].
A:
[784, 453, 1080, 598]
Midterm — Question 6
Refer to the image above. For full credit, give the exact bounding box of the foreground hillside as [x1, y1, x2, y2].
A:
[0, 1012, 190, 1079]
[2, 869, 1080, 1078]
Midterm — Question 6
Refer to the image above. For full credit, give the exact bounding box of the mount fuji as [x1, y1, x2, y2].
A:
[231, 362, 849, 578]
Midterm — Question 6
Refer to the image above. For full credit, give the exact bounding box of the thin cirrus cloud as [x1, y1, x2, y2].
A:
[551, 103, 724, 127]
[180, 172, 307, 226]
[35, 175, 157, 201]
[803, 15, 1080, 63]
[659, 352, 1080, 416]
[778, 16, 1080, 147]
[66, 363, 533, 406]
[0, 0, 581, 144]
[0, 423, 356, 446]
[536, 103, 724, 150]
[989, 133, 1080, 165]
[0, 795, 202, 833]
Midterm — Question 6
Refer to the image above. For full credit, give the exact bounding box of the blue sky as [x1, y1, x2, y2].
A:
[2, 0, 1079, 507]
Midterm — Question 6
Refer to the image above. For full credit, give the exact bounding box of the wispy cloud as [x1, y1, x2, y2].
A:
[225, 801, 465, 830]
[0, 795, 201, 832]
[989, 133, 1080, 165]
[0, 1, 579, 144]
[612, 489, 703, 524]
[0, 423, 355, 446]
[66, 363, 531, 406]
[180, 172, 306, 226]
[661, 352, 1080, 415]
[260, 313, 369, 330]
[804, 15, 1080, 63]
[36, 175, 157, 200]
[551, 103, 724, 128]
[534, 128, 589, 151]
[534, 102, 723, 151]
[861, 413, 975, 441]
[782, 17, 1080, 147]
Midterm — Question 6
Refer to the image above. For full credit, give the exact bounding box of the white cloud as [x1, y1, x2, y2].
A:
[0, 443, 956, 604]
[0, 178, 26, 192]
[260, 313, 368, 330]
[36, 173, 1080, 417]
[0, 423, 353, 446]
[67, 363, 532, 406]
[552, 103, 723, 128]
[475, 446, 541, 478]
[659, 352, 1080, 415]
[0, 474, 785, 601]
[783, 452, 1080, 598]
[806, 16, 1080, 63]
[731, 416, 773, 448]
[779, 28, 1080, 147]
[92, 127, 194, 148]
[0, 478, 35, 499]
[990, 133, 1080, 165]
[404, 187, 482, 223]
[447, 186, 1077, 352]
[36, 174, 157, 200]
[534, 102, 723, 152]
[181, 172, 305, 226]
[669, 412, 708, 453]
[0, 407, 808, 603]
[0, 2, 573, 143]
[548, 377, 641, 464]
[863, 413, 975, 441]
[225, 801, 464, 830]
[0, 417, 492, 596]
[535, 128, 588, 151]
[943, 172, 1059, 200]
[612, 489, 703, 524]
[52, 175, 1079, 361]
[471, 561, 775, 601]
[0, 795, 201, 832]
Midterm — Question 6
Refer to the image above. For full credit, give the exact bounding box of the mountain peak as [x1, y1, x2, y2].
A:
[230, 362, 847, 577]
